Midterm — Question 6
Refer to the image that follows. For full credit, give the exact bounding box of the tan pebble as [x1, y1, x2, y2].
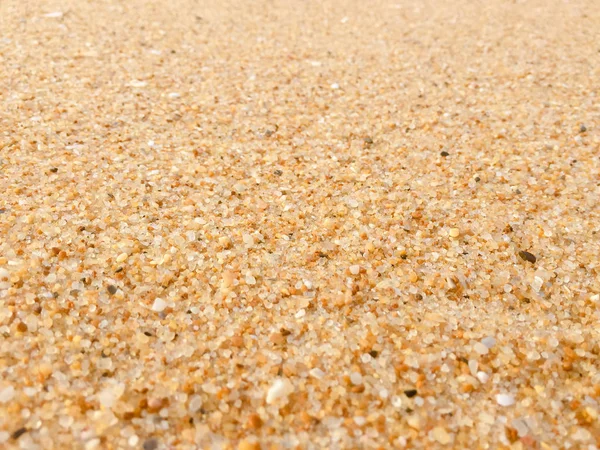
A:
[222, 270, 235, 288]
[270, 332, 284, 345]
[219, 236, 232, 249]
[282, 363, 297, 377]
[449, 228, 460, 238]
[37, 363, 53, 379]
[505, 427, 519, 443]
[84, 438, 101, 450]
[230, 336, 244, 348]
[266, 378, 293, 404]
[460, 383, 474, 393]
[238, 439, 260, 450]
[147, 397, 166, 412]
[473, 342, 489, 355]
[116, 252, 128, 263]
[407, 415, 421, 430]
[299, 411, 313, 426]
[245, 413, 263, 430]
[151, 298, 168, 312]
[432, 426, 452, 445]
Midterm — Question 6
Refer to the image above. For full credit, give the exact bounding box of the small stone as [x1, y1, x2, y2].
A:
[440, 151, 450, 157]
[407, 415, 421, 429]
[221, 270, 235, 288]
[572, 427, 592, 441]
[11, 428, 27, 440]
[449, 228, 460, 238]
[116, 253, 128, 263]
[0, 385, 15, 403]
[273, 169, 283, 176]
[270, 332, 284, 345]
[505, 426, 519, 443]
[50, 167, 58, 173]
[468, 359, 478, 376]
[354, 416, 366, 426]
[188, 395, 203, 413]
[518, 250, 537, 263]
[404, 389, 418, 398]
[349, 265, 360, 275]
[347, 198, 359, 208]
[37, 363, 53, 379]
[43, 11, 63, 18]
[309, 368, 325, 379]
[98, 383, 124, 409]
[350, 372, 363, 385]
[246, 413, 263, 430]
[266, 378, 293, 404]
[496, 393, 515, 406]
[531, 276, 543, 292]
[481, 336, 496, 349]
[129, 80, 147, 88]
[364, 137, 374, 145]
[511, 418, 529, 437]
[473, 342, 489, 355]
[142, 438, 159, 450]
[238, 439, 261, 450]
[432, 426, 452, 445]
[59, 414, 74, 429]
[579, 124, 587, 133]
[151, 298, 168, 312]
[85, 438, 101, 450]
[476, 371, 489, 383]
[107, 285, 117, 295]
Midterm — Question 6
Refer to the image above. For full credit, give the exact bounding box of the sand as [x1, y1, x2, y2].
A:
[1, 0, 599, 448]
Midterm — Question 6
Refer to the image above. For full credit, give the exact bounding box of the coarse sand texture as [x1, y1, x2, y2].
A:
[1, 0, 600, 448]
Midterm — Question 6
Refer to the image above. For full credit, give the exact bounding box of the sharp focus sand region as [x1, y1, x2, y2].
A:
[1, 0, 600, 448]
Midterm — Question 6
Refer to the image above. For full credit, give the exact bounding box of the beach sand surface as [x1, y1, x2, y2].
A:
[1, 0, 599, 448]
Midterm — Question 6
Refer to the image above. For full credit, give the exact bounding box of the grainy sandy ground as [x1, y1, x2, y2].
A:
[1, 0, 600, 449]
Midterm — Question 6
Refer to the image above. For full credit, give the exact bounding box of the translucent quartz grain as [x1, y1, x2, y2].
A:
[496, 394, 516, 407]
[0, 0, 599, 448]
